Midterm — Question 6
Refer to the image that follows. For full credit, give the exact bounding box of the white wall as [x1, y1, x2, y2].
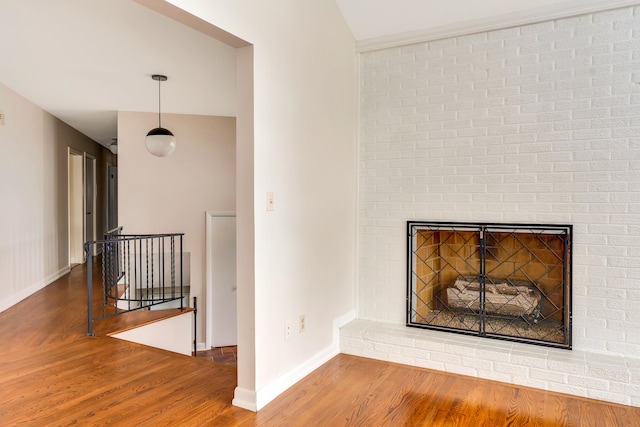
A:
[358, 6, 640, 357]
[112, 311, 193, 356]
[161, 0, 358, 411]
[0, 83, 62, 310]
[117, 111, 236, 344]
[0, 83, 113, 313]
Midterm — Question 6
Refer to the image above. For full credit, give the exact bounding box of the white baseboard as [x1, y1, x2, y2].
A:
[232, 387, 257, 412]
[254, 343, 339, 411]
[232, 309, 357, 412]
[0, 266, 70, 314]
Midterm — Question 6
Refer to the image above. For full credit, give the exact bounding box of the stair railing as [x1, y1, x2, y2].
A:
[85, 228, 185, 336]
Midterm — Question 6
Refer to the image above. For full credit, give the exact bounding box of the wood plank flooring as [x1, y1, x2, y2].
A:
[1, 263, 639, 426]
[195, 346, 238, 366]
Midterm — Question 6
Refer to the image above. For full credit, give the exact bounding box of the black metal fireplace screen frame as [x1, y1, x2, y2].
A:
[407, 221, 572, 349]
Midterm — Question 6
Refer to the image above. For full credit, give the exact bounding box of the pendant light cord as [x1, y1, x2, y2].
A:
[158, 77, 162, 128]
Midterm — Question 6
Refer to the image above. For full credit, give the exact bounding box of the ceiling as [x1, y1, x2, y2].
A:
[0, 0, 604, 147]
[0, 0, 237, 146]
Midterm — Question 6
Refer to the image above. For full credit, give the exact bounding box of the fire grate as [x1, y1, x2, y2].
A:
[407, 221, 572, 349]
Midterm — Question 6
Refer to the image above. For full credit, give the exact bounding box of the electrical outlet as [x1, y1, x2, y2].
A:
[299, 314, 306, 333]
[0, 111, 4, 126]
[285, 320, 292, 340]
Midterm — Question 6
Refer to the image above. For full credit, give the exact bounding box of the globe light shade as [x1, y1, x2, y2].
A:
[145, 127, 176, 157]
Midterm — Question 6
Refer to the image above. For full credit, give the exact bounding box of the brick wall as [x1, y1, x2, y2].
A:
[357, 6, 640, 358]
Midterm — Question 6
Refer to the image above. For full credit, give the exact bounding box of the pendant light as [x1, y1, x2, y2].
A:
[109, 138, 118, 155]
[146, 74, 176, 157]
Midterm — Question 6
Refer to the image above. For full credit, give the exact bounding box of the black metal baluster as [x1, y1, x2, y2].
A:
[145, 238, 149, 307]
[86, 243, 94, 336]
[162, 236, 166, 300]
[179, 235, 183, 310]
[193, 296, 197, 356]
[171, 236, 176, 300]
[151, 237, 155, 308]
[100, 241, 107, 318]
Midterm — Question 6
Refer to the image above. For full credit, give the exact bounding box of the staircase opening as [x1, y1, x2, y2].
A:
[85, 227, 190, 338]
[407, 221, 572, 349]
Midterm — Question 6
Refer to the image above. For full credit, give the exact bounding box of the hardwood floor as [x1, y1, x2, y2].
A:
[195, 346, 238, 366]
[1, 263, 639, 426]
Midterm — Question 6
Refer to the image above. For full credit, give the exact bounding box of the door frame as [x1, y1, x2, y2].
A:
[107, 164, 118, 231]
[68, 149, 84, 265]
[84, 153, 97, 255]
[205, 211, 237, 349]
[68, 149, 98, 265]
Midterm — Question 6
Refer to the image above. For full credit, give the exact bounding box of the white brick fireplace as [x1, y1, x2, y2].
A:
[341, 5, 640, 407]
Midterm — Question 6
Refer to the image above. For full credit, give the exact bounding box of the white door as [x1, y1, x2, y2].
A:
[206, 213, 237, 348]
[68, 151, 84, 264]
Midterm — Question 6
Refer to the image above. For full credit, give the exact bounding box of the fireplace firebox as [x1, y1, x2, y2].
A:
[407, 221, 572, 349]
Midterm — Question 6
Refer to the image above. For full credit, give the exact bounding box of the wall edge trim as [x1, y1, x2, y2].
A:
[356, 0, 640, 52]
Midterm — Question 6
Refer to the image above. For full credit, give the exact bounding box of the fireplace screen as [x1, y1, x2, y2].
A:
[407, 221, 572, 349]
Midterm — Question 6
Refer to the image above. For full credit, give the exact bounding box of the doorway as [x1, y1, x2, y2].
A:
[85, 155, 97, 254]
[206, 212, 237, 348]
[68, 150, 97, 265]
[69, 151, 83, 265]
[107, 165, 118, 231]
